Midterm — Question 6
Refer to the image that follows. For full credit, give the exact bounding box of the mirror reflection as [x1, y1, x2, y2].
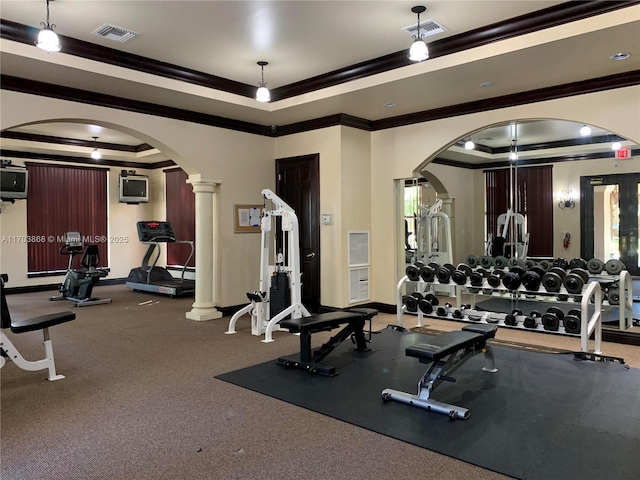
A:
[402, 118, 639, 334]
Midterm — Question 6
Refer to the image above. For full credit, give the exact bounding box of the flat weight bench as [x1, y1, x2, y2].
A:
[1, 275, 76, 381]
[382, 324, 497, 420]
[276, 308, 378, 376]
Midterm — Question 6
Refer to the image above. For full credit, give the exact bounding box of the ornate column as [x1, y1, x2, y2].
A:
[185, 175, 222, 321]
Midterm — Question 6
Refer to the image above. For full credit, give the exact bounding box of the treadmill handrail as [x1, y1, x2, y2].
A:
[140, 239, 194, 283]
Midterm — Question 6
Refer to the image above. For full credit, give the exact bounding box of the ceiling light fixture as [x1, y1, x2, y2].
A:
[611, 141, 622, 151]
[408, 6, 429, 62]
[255, 61, 270, 103]
[36, 0, 61, 52]
[91, 137, 102, 160]
[464, 138, 475, 150]
[610, 52, 630, 61]
[579, 124, 592, 136]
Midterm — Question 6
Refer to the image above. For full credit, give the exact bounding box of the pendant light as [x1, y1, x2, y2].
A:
[36, 0, 61, 52]
[255, 61, 270, 103]
[408, 6, 429, 62]
[91, 137, 102, 160]
[464, 138, 475, 150]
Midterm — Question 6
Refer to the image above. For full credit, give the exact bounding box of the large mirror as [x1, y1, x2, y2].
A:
[401, 118, 639, 333]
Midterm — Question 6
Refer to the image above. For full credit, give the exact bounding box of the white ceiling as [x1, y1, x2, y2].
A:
[0, 1, 639, 164]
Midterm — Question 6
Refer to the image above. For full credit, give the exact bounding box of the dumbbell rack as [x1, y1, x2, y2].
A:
[397, 269, 634, 354]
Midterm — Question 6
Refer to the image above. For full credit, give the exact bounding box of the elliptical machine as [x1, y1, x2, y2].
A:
[50, 232, 112, 307]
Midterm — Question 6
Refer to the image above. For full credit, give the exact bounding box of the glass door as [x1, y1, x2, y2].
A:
[581, 173, 640, 275]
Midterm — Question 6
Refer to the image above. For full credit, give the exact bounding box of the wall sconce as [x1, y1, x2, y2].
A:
[558, 190, 575, 209]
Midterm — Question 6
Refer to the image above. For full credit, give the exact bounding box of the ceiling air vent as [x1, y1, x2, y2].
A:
[92, 24, 139, 43]
[402, 19, 447, 38]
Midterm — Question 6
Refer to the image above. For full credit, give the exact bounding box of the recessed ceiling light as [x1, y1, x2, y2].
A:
[384, 103, 396, 108]
[610, 52, 630, 61]
[480, 82, 494, 88]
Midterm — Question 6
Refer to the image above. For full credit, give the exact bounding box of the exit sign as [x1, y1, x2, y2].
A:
[616, 149, 630, 159]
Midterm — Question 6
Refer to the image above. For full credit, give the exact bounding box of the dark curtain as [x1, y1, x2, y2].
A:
[26, 163, 108, 272]
[165, 169, 195, 267]
[485, 165, 553, 257]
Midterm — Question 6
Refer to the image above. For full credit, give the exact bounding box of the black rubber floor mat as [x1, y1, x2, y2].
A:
[216, 326, 639, 480]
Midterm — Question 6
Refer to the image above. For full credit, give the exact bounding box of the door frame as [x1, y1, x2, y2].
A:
[276, 154, 321, 311]
[580, 173, 639, 275]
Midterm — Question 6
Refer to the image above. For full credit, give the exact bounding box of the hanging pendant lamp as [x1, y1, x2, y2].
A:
[255, 61, 270, 103]
[36, 0, 61, 52]
[408, 6, 429, 62]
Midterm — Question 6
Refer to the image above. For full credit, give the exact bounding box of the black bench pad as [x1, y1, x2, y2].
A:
[345, 308, 378, 318]
[10, 312, 76, 334]
[462, 324, 497, 338]
[279, 311, 363, 333]
[406, 331, 483, 362]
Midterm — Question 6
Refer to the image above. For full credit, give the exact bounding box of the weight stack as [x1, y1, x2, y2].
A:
[269, 272, 291, 320]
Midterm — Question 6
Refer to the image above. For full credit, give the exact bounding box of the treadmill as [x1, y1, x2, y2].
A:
[126, 221, 195, 297]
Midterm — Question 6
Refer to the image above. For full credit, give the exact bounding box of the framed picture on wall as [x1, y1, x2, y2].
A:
[234, 204, 262, 233]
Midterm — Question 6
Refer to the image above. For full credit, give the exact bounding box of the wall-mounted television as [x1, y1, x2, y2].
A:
[0, 165, 28, 200]
[119, 174, 149, 204]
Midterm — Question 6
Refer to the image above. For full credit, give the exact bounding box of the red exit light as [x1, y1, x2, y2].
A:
[615, 149, 630, 159]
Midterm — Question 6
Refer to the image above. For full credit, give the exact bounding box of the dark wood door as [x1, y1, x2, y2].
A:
[276, 154, 320, 312]
[581, 173, 639, 275]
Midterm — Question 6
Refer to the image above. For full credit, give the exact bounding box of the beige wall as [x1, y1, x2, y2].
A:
[273, 126, 343, 306]
[371, 86, 640, 305]
[0, 89, 274, 308]
[1, 85, 638, 309]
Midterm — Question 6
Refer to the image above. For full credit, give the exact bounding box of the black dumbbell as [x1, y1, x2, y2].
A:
[608, 288, 620, 305]
[436, 306, 447, 317]
[542, 313, 560, 331]
[563, 273, 584, 294]
[563, 315, 581, 334]
[436, 267, 452, 284]
[465, 255, 479, 268]
[521, 270, 542, 291]
[570, 268, 589, 284]
[542, 272, 562, 292]
[569, 258, 588, 270]
[504, 314, 518, 326]
[402, 295, 418, 312]
[539, 260, 552, 271]
[479, 255, 494, 268]
[457, 263, 473, 278]
[502, 271, 521, 290]
[452, 309, 463, 319]
[406, 264, 421, 281]
[553, 258, 569, 270]
[587, 258, 604, 275]
[422, 292, 439, 306]
[509, 266, 526, 278]
[494, 256, 509, 268]
[420, 265, 436, 283]
[470, 272, 484, 287]
[487, 274, 501, 288]
[451, 270, 467, 285]
[523, 315, 537, 328]
[418, 299, 433, 315]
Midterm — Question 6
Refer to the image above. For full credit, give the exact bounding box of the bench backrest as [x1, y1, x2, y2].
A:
[1, 277, 12, 330]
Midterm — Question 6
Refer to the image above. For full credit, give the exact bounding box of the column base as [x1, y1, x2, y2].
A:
[186, 306, 223, 321]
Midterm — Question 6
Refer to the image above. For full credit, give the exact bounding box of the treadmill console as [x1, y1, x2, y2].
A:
[137, 221, 176, 242]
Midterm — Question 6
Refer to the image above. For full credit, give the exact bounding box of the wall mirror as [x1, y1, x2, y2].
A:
[401, 118, 638, 335]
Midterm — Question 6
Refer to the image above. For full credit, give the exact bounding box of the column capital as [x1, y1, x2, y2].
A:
[187, 174, 220, 192]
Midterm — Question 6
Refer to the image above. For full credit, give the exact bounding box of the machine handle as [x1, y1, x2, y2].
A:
[306, 252, 316, 258]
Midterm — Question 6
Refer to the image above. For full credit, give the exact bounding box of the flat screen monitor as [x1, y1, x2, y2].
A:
[119, 175, 149, 204]
[0, 165, 28, 200]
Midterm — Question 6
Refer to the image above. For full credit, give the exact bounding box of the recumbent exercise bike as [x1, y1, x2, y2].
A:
[50, 232, 111, 307]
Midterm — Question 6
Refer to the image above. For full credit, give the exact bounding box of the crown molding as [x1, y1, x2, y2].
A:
[1, 1, 636, 101]
[0, 130, 153, 152]
[0, 149, 175, 170]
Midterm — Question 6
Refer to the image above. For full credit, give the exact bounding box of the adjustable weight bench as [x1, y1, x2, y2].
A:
[276, 308, 378, 376]
[1, 275, 76, 381]
[382, 324, 497, 420]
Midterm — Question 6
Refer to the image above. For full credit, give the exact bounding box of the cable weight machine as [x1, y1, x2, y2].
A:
[226, 189, 310, 342]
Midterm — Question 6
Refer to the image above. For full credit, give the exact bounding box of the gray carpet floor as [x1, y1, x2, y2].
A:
[2, 285, 639, 480]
